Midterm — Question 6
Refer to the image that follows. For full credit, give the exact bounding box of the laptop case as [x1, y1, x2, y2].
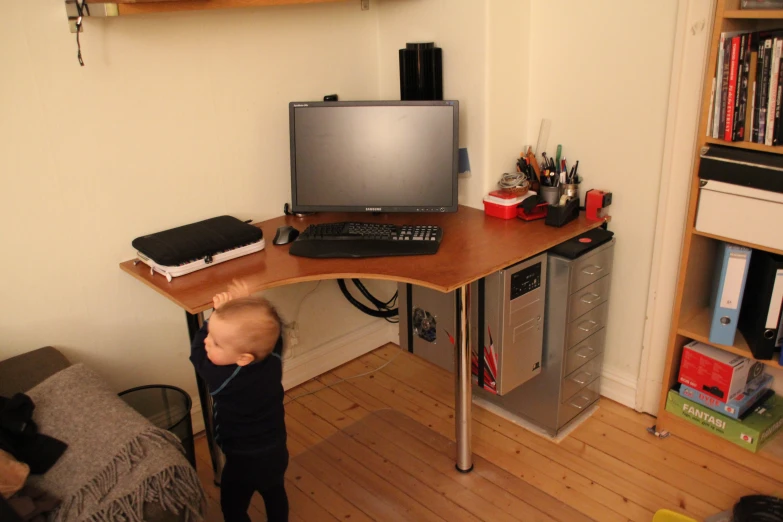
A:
[132, 216, 264, 281]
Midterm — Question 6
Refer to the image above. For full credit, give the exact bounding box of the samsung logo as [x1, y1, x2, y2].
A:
[365, 207, 382, 211]
[293, 104, 309, 107]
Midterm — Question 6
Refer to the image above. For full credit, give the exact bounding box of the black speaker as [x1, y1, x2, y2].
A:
[399, 42, 442, 101]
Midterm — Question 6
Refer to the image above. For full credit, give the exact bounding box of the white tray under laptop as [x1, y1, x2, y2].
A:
[135, 239, 266, 282]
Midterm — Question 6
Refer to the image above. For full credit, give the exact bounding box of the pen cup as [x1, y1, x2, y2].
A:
[539, 185, 561, 206]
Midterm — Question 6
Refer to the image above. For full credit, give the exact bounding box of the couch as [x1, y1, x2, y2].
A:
[0, 347, 201, 522]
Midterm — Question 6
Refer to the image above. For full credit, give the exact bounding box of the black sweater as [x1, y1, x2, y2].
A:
[190, 322, 286, 455]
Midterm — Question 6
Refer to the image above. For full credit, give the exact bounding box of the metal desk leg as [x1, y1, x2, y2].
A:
[185, 312, 225, 485]
[455, 284, 474, 473]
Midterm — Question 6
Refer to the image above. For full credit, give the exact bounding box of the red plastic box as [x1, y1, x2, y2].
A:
[483, 191, 532, 220]
[678, 341, 764, 403]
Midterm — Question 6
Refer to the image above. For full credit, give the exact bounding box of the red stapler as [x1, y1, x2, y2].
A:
[585, 189, 612, 221]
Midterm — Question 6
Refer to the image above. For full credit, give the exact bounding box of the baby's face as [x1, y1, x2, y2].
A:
[204, 315, 246, 366]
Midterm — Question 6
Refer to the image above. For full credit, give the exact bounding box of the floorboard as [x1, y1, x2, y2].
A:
[192, 343, 772, 521]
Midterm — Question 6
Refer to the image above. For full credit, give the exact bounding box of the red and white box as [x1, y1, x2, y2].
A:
[678, 341, 764, 403]
[483, 190, 536, 220]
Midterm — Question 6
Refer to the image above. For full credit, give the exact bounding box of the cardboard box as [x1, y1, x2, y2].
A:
[677, 341, 764, 403]
[679, 373, 773, 419]
[665, 389, 783, 452]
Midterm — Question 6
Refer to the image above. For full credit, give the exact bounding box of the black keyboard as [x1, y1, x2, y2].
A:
[289, 222, 443, 258]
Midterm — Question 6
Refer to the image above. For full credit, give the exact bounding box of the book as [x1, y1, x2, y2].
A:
[759, 38, 773, 143]
[720, 35, 733, 140]
[748, 49, 758, 142]
[725, 36, 741, 141]
[767, 39, 782, 146]
[734, 34, 752, 141]
[715, 33, 729, 138]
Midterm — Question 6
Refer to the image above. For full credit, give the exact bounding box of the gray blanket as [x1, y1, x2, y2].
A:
[26, 364, 204, 522]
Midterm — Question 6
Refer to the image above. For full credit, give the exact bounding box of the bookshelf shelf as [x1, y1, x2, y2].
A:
[704, 136, 783, 154]
[724, 9, 783, 19]
[677, 308, 783, 370]
[692, 229, 783, 257]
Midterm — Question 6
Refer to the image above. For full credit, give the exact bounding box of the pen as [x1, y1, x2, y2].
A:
[555, 145, 562, 171]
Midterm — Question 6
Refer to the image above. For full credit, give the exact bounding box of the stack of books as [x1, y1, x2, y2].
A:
[708, 30, 783, 146]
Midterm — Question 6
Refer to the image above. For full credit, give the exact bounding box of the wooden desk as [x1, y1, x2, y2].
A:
[121, 206, 609, 477]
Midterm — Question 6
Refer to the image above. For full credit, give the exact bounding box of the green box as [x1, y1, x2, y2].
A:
[665, 389, 783, 453]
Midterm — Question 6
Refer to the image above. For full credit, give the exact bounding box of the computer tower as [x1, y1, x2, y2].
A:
[399, 253, 546, 395]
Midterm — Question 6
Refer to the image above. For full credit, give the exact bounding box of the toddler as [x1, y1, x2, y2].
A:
[190, 280, 288, 522]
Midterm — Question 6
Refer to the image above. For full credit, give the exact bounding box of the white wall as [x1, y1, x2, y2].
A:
[0, 0, 395, 407]
[527, 0, 680, 404]
[377, 0, 531, 208]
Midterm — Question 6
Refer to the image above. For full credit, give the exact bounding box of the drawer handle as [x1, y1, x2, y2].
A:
[577, 320, 599, 333]
[571, 372, 593, 385]
[570, 394, 593, 410]
[575, 346, 596, 359]
[580, 292, 601, 304]
[581, 265, 604, 276]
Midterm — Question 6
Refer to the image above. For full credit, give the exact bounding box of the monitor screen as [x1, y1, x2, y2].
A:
[289, 100, 459, 213]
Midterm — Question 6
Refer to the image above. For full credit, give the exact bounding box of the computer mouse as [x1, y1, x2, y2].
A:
[273, 225, 299, 246]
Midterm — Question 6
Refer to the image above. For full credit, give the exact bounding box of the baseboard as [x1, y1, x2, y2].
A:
[282, 321, 397, 390]
[600, 367, 637, 408]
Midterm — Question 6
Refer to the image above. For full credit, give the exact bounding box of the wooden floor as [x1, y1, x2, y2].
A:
[195, 344, 783, 522]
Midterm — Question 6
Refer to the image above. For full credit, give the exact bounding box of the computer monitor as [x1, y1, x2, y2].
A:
[288, 100, 459, 214]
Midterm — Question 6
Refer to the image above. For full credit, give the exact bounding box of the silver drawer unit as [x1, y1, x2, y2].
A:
[474, 238, 615, 437]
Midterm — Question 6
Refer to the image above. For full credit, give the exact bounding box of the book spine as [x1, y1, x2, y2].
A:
[767, 39, 781, 146]
[753, 38, 764, 142]
[714, 33, 727, 138]
[720, 36, 732, 140]
[732, 34, 746, 141]
[749, 49, 758, 143]
[776, 51, 783, 145]
[735, 34, 752, 141]
[725, 37, 740, 141]
[760, 38, 773, 143]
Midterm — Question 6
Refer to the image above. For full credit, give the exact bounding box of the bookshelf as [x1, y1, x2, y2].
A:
[116, 0, 350, 16]
[656, 0, 783, 476]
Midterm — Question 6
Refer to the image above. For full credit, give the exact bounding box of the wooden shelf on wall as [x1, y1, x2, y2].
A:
[723, 9, 783, 19]
[704, 136, 783, 154]
[117, 0, 350, 16]
[678, 308, 782, 370]
[692, 230, 783, 257]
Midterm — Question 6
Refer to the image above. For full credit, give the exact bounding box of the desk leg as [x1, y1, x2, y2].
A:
[185, 312, 225, 485]
[455, 284, 474, 473]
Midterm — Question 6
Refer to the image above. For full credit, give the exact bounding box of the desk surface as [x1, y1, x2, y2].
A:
[120, 206, 609, 314]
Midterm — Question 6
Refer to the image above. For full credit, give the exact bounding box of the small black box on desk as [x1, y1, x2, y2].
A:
[545, 198, 579, 228]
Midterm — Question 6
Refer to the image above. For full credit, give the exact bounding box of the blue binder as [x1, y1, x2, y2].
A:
[709, 243, 752, 346]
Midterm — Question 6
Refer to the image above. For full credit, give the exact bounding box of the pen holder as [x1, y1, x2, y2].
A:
[545, 197, 580, 228]
[539, 185, 561, 206]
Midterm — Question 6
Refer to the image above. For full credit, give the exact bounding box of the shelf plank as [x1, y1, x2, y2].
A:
[724, 9, 783, 19]
[656, 410, 783, 483]
[677, 308, 783, 370]
[118, 0, 348, 15]
[692, 229, 783, 257]
[704, 136, 783, 154]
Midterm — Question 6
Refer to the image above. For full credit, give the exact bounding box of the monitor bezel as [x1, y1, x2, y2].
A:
[288, 100, 459, 214]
